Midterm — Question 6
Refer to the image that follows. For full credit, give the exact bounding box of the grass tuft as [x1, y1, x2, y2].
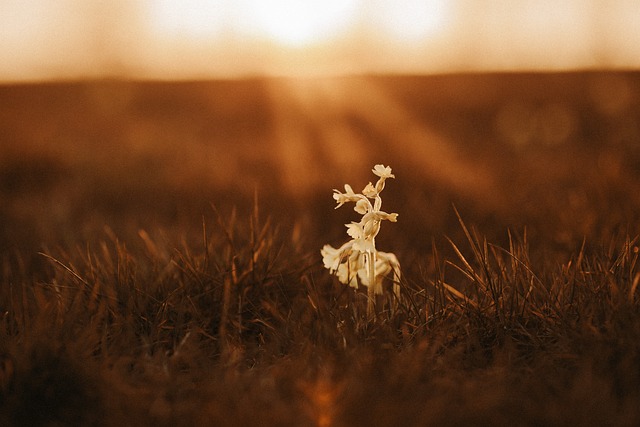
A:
[0, 200, 639, 425]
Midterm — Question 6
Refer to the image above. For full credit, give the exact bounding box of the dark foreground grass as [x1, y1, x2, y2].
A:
[1, 203, 640, 426]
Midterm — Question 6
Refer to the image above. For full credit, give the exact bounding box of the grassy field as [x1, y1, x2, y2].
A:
[1, 71, 640, 426]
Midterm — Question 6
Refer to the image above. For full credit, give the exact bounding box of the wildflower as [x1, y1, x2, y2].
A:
[372, 164, 395, 193]
[346, 222, 363, 239]
[372, 164, 395, 179]
[354, 198, 369, 215]
[362, 182, 377, 198]
[321, 241, 361, 288]
[332, 184, 359, 208]
[321, 165, 401, 316]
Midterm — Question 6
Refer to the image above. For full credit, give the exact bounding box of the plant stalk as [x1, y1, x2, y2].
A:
[367, 249, 376, 319]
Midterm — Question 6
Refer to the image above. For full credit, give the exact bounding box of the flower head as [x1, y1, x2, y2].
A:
[321, 165, 400, 296]
[362, 182, 377, 198]
[345, 222, 363, 239]
[354, 198, 370, 215]
[333, 184, 359, 208]
[372, 164, 395, 193]
[372, 164, 395, 179]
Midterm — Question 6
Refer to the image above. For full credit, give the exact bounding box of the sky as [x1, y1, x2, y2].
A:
[0, 0, 639, 81]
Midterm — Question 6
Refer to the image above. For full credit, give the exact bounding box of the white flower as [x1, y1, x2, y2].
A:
[336, 250, 361, 288]
[372, 165, 395, 193]
[352, 236, 375, 254]
[362, 182, 377, 198]
[333, 184, 359, 208]
[321, 164, 401, 298]
[377, 251, 402, 297]
[322, 241, 362, 288]
[321, 243, 343, 272]
[377, 251, 401, 283]
[376, 211, 398, 222]
[345, 222, 363, 239]
[354, 198, 370, 215]
[372, 164, 395, 179]
[362, 214, 381, 240]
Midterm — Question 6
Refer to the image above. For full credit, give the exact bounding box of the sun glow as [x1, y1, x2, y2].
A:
[371, 0, 453, 42]
[146, 0, 358, 46]
[144, 0, 453, 49]
[241, 0, 358, 46]
[0, 0, 640, 80]
[147, 0, 230, 39]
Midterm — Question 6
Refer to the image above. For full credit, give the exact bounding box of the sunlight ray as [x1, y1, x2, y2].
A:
[311, 77, 501, 205]
[272, 78, 372, 184]
[266, 76, 501, 205]
[265, 80, 322, 196]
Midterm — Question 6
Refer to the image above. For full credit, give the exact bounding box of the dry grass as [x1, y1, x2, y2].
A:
[1, 201, 640, 426]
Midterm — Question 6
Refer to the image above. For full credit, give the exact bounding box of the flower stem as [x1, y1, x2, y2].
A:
[367, 250, 376, 319]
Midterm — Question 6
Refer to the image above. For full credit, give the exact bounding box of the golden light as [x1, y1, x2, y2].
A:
[370, 0, 453, 42]
[0, 0, 640, 80]
[0, 1, 103, 80]
[241, 0, 358, 46]
[146, 0, 229, 40]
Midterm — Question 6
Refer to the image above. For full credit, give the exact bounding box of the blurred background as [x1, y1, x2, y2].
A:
[1, 0, 640, 80]
[1, 0, 639, 259]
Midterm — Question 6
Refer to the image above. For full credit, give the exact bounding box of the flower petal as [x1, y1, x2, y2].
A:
[362, 182, 377, 198]
[372, 164, 395, 179]
[354, 199, 369, 214]
[346, 222, 363, 239]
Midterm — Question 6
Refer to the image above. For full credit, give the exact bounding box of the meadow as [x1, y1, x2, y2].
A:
[1, 71, 640, 426]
